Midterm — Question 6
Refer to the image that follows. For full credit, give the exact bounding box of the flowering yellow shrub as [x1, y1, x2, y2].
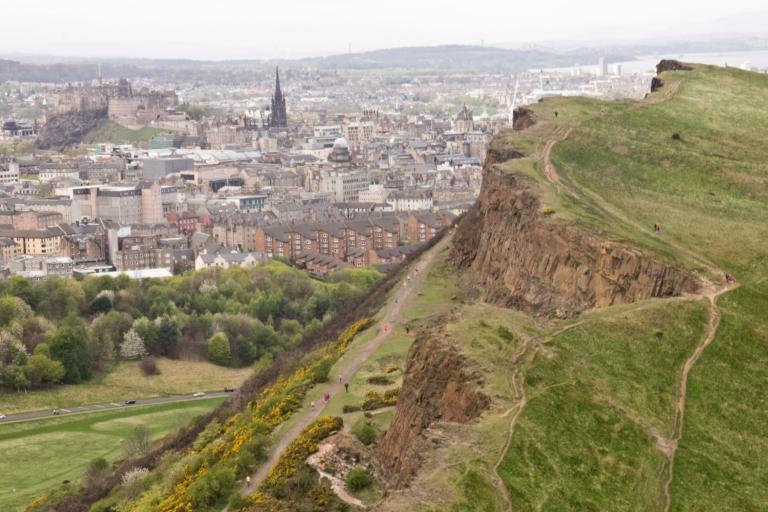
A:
[149, 318, 370, 509]
[361, 387, 400, 410]
[262, 416, 343, 490]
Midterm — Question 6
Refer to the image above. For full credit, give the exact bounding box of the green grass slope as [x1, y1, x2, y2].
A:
[83, 119, 166, 145]
[386, 64, 768, 511]
[492, 64, 768, 510]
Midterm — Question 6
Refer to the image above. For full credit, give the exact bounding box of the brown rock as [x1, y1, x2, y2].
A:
[376, 330, 489, 487]
[656, 59, 694, 74]
[451, 166, 699, 319]
[512, 107, 536, 131]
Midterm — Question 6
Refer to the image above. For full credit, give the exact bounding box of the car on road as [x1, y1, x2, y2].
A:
[52, 409, 60, 415]
[224, 387, 235, 393]
[192, 391, 206, 397]
[124, 399, 137, 405]
[0, 414, 6, 420]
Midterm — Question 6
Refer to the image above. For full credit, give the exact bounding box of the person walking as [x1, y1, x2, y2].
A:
[344, 382, 349, 393]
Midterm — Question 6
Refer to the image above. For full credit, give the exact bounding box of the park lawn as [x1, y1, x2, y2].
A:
[0, 397, 224, 511]
[0, 358, 252, 415]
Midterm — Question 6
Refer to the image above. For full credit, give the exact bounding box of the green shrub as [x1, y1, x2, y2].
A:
[342, 404, 361, 413]
[362, 388, 399, 410]
[312, 356, 334, 383]
[346, 466, 371, 492]
[351, 419, 379, 446]
[366, 374, 392, 385]
[496, 326, 514, 343]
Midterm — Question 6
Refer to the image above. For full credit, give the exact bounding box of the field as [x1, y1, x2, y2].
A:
[0, 358, 253, 415]
[0, 397, 224, 511]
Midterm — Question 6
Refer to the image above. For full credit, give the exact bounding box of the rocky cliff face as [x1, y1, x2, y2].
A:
[36, 108, 107, 150]
[376, 327, 489, 488]
[451, 155, 699, 318]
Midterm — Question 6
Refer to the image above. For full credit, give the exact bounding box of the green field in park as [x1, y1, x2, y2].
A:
[0, 397, 225, 511]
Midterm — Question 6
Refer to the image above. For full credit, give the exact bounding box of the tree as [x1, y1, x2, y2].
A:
[83, 457, 110, 489]
[207, 332, 231, 366]
[89, 294, 113, 315]
[132, 317, 159, 355]
[0, 364, 29, 390]
[88, 311, 132, 369]
[49, 315, 91, 384]
[122, 425, 152, 460]
[42, 279, 86, 320]
[140, 356, 160, 376]
[23, 353, 65, 387]
[0, 295, 33, 327]
[120, 329, 147, 360]
[156, 316, 179, 357]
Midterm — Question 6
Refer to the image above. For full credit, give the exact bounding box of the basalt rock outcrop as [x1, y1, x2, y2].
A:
[36, 108, 107, 150]
[650, 77, 665, 93]
[512, 106, 537, 131]
[451, 155, 699, 318]
[376, 329, 489, 487]
[656, 59, 694, 74]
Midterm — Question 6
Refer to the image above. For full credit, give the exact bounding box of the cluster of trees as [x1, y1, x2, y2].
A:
[0, 262, 380, 391]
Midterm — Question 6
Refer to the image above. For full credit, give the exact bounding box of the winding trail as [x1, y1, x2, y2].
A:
[660, 285, 735, 512]
[238, 235, 453, 499]
[533, 78, 738, 511]
[490, 338, 536, 512]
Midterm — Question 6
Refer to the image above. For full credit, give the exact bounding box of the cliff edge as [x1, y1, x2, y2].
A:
[451, 151, 699, 318]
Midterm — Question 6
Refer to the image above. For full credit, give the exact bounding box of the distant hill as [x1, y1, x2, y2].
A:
[294, 45, 632, 71]
[0, 45, 634, 84]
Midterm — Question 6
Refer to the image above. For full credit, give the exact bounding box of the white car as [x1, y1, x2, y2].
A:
[192, 392, 206, 397]
[0, 414, 6, 420]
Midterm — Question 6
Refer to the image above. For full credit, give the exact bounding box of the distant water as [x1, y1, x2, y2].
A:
[546, 50, 768, 75]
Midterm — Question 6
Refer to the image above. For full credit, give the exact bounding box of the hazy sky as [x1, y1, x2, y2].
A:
[1, 0, 767, 60]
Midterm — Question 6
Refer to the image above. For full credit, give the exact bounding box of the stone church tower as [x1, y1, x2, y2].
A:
[269, 67, 288, 128]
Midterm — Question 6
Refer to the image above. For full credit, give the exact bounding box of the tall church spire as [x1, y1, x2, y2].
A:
[270, 66, 288, 128]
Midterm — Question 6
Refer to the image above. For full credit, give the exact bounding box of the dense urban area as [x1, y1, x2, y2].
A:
[0, 57, 651, 280]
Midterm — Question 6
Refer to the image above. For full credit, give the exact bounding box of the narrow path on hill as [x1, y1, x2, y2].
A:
[660, 284, 735, 512]
[537, 83, 742, 512]
[539, 88, 720, 281]
[490, 337, 536, 512]
[238, 234, 453, 499]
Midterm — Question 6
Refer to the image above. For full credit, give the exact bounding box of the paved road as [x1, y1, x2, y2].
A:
[0, 391, 231, 425]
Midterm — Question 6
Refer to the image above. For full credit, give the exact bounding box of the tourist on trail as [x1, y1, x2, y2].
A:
[310, 401, 315, 409]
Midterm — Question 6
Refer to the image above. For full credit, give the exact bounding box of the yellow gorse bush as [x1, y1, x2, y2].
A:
[151, 318, 371, 509]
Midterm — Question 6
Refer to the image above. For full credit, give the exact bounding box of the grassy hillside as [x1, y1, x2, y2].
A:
[542, 65, 768, 510]
[83, 119, 166, 145]
[374, 64, 768, 511]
